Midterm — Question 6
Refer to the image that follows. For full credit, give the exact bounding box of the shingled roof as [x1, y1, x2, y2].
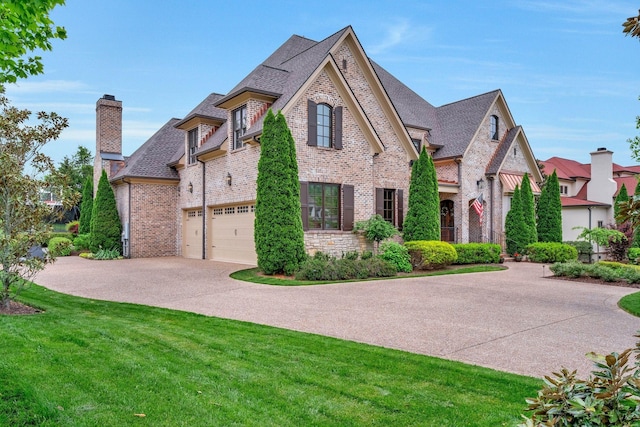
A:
[112, 118, 183, 181]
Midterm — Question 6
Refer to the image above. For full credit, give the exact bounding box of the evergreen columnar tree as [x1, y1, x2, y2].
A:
[90, 169, 122, 253]
[254, 109, 305, 275]
[78, 175, 93, 234]
[403, 147, 440, 241]
[614, 183, 629, 222]
[520, 173, 537, 245]
[505, 185, 527, 255]
[537, 170, 563, 243]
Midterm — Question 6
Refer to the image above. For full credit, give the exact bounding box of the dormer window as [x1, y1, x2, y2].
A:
[490, 115, 499, 140]
[233, 105, 247, 150]
[188, 128, 198, 164]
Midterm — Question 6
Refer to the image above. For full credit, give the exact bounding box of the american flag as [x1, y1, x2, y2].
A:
[471, 193, 483, 224]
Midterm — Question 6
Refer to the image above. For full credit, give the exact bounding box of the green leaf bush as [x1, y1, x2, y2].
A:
[565, 240, 593, 262]
[519, 334, 640, 426]
[452, 243, 501, 264]
[379, 241, 412, 273]
[629, 247, 640, 264]
[72, 233, 90, 251]
[48, 237, 73, 257]
[550, 260, 640, 284]
[294, 256, 397, 281]
[404, 240, 457, 270]
[526, 242, 578, 263]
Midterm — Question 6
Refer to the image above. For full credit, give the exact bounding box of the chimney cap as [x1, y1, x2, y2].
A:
[597, 147, 607, 151]
[103, 94, 116, 101]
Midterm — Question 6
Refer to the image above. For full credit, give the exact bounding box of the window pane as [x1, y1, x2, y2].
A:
[317, 104, 332, 148]
[308, 184, 323, 229]
[323, 184, 339, 229]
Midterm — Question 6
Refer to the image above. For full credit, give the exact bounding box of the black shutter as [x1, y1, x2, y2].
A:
[343, 184, 354, 231]
[300, 181, 309, 230]
[307, 100, 317, 147]
[334, 106, 343, 150]
[375, 188, 384, 216]
[397, 189, 404, 230]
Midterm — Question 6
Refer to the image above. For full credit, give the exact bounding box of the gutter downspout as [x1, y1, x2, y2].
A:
[588, 206, 593, 263]
[126, 179, 132, 259]
[488, 175, 495, 243]
[198, 159, 206, 260]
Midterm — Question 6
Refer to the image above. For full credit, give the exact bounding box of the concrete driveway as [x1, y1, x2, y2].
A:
[35, 256, 640, 378]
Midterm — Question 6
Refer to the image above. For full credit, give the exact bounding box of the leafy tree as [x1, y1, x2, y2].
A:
[90, 169, 122, 253]
[78, 175, 93, 235]
[254, 109, 305, 275]
[354, 214, 397, 254]
[520, 173, 537, 245]
[623, 9, 640, 38]
[56, 145, 93, 192]
[505, 185, 527, 255]
[0, 0, 67, 84]
[403, 147, 440, 241]
[0, 92, 72, 308]
[614, 183, 629, 222]
[537, 170, 562, 242]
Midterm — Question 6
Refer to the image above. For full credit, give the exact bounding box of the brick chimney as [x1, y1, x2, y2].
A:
[587, 147, 617, 206]
[94, 94, 124, 193]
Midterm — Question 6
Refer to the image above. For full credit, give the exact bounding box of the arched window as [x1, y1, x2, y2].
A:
[490, 115, 499, 140]
[317, 103, 332, 148]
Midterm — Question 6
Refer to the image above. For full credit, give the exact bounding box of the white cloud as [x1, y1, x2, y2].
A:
[5, 80, 91, 95]
[367, 19, 431, 55]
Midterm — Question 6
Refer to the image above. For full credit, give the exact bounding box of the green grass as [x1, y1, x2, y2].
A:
[619, 291, 640, 317]
[0, 283, 540, 426]
[231, 264, 506, 286]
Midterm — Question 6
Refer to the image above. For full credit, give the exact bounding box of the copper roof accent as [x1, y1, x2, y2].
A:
[499, 172, 541, 194]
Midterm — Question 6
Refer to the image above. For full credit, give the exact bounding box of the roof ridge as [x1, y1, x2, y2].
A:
[279, 26, 349, 66]
[438, 89, 501, 109]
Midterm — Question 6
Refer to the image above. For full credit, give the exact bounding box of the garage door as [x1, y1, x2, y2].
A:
[210, 204, 257, 265]
[183, 209, 203, 259]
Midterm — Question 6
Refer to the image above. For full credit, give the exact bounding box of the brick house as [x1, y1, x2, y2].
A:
[540, 149, 640, 253]
[94, 26, 542, 263]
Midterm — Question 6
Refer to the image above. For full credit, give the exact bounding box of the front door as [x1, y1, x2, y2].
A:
[440, 200, 455, 242]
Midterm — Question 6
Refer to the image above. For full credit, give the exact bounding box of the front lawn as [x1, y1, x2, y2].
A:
[0, 283, 539, 426]
[619, 291, 640, 317]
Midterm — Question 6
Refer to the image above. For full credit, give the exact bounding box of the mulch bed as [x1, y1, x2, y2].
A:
[0, 300, 42, 316]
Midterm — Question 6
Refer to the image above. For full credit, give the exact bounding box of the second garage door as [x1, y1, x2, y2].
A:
[210, 204, 257, 265]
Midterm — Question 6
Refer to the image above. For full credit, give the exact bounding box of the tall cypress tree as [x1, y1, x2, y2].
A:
[520, 173, 537, 245]
[78, 175, 93, 235]
[254, 110, 305, 275]
[90, 169, 122, 253]
[403, 147, 439, 241]
[537, 170, 562, 242]
[614, 183, 629, 223]
[505, 185, 527, 255]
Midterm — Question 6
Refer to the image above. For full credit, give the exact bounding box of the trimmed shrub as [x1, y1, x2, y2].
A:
[550, 260, 584, 278]
[73, 233, 91, 251]
[629, 247, 640, 264]
[45, 231, 72, 244]
[564, 240, 593, 263]
[452, 243, 501, 264]
[342, 250, 359, 261]
[537, 170, 563, 242]
[48, 237, 73, 257]
[404, 240, 457, 270]
[403, 147, 440, 241]
[526, 242, 578, 263]
[294, 257, 396, 281]
[78, 176, 93, 235]
[379, 241, 412, 273]
[505, 185, 527, 255]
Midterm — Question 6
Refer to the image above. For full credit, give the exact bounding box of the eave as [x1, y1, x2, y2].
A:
[174, 114, 224, 131]
[214, 89, 280, 110]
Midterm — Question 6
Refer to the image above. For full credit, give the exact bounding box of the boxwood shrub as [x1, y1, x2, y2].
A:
[526, 242, 577, 263]
[379, 241, 412, 273]
[404, 240, 457, 270]
[451, 243, 501, 264]
[48, 237, 73, 257]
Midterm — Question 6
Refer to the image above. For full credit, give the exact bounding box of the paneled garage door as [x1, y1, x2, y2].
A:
[209, 204, 257, 265]
[183, 209, 203, 259]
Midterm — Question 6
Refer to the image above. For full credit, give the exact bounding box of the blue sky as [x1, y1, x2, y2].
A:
[5, 0, 640, 166]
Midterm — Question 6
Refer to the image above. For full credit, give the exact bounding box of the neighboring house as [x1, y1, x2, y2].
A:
[94, 26, 542, 264]
[540, 148, 640, 253]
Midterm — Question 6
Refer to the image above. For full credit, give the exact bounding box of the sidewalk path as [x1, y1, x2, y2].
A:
[36, 256, 640, 378]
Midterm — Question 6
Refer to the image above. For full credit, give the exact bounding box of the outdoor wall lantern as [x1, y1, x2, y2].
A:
[226, 173, 232, 186]
[476, 177, 485, 190]
[188, 182, 193, 193]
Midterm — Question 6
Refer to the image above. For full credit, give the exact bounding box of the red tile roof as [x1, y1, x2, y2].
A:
[560, 197, 609, 207]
